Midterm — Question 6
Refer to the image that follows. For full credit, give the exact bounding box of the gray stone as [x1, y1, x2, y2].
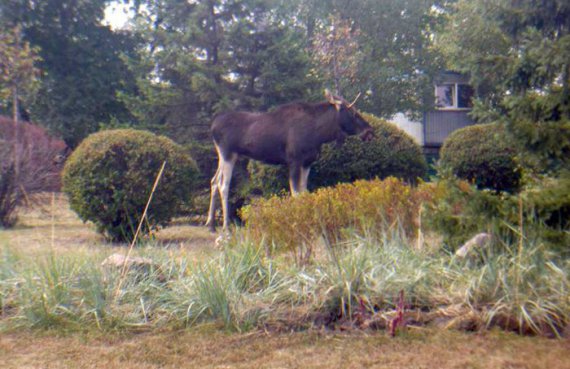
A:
[455, 233, 492, 258]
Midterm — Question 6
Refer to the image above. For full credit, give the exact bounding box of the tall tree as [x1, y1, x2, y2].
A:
[294, 0, 445, 118]
[0, 25, 40, 123]
[0, 0, 139, 147]
[311, 14, 362, 96]
[122, 0, 317, 143]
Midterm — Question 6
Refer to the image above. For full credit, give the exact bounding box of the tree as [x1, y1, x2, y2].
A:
[311, 14, 362, 96]
[0, 25, 40, 124]
[0, 116, 66, 227]
[122, 0, 317, 144]
[0, 0, 139, 147]
[438, 0, 570, 173]
[294, 0, 445, 118]
[438, 0, 570, 245]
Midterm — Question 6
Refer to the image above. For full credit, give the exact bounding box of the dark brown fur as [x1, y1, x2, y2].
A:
[207, 94, 373, 232]
[212, 101, 371, 166]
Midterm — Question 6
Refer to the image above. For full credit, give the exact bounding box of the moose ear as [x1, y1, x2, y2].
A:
[324, 89, 341, 111]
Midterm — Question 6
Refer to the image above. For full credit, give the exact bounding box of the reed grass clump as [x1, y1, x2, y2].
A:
[0, 228, 567, 336]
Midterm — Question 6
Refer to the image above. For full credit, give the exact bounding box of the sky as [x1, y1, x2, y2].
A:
[103, 2, 133, 30]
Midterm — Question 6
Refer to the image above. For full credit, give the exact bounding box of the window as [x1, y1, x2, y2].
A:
[436, 84, 455, 108]
[457, 85, 474, 108]
[435, 83, 473, 109]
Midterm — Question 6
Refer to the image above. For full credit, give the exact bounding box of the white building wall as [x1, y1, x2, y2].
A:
[389, 113, 424, 146]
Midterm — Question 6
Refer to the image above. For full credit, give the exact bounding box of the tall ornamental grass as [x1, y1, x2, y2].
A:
[1, 230, 567, 337]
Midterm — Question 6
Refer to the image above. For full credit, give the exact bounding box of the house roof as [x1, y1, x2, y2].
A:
[434, 71, 470, 85]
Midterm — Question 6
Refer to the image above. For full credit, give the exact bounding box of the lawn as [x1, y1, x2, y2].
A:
[2, 328, 570, 369]
[0, 194, 569, 369]
[2, 193, 218, 260]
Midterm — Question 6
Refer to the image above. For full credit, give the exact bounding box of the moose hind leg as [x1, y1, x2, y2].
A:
[218, 154, 237, 230]
[206, 166, 221, 233]
[288, 164, 302, 196]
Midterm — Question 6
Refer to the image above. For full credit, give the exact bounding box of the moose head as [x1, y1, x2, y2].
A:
[325, 89, 374, 142]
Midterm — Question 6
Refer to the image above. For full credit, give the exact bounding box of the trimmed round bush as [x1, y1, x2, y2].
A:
[246, 113, 427, 196]
[439, 123, 521, 192]
[62, 129, 199, 242]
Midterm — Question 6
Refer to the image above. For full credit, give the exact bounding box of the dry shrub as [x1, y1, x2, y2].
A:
[0, 116, 66, 227]
[240, 177, 437, 261]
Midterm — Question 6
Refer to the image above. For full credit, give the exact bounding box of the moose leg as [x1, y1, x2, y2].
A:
[288, 164, 302, 196]
[205, 165, 221, 233]
[299, 166, 311, 193]
[218, 154, 237, 230]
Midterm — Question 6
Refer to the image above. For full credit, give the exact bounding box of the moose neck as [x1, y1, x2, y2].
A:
[312, 104, 344, 145]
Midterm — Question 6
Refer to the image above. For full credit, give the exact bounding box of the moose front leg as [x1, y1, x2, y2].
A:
[289, 164, 310, 195]
[299, 166, 311, 193]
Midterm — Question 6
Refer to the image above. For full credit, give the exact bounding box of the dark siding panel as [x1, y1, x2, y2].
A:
[424, 111, 475, 146]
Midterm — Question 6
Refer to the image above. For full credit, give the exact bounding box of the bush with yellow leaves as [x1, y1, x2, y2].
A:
[240, 177, 437, 263]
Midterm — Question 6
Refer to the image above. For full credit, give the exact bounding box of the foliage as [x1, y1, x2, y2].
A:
[437, 0, 570, 237]
[439, 123, 522, 192]
[425, 178, 570, 254]
[62, 129, 198, 242]
[441, 0, 570, 171]
[0, 0, 139, 147]
[246, 113, 427, 197]
[121, 0, 318, 145]
[122, 0, 446, 149]
[1, 227, 568, 337]
[0, 25, 41, 122]
[0, 164, 17, 228]
[311, 113, 427, 188]
[1, 0, 449, 148]
[311, 14, 362, 95]
[293, 0, 446, 118]
[182, 240, 281, 330]
[240, 178, 434, 263]
[0, 116, 66, 227]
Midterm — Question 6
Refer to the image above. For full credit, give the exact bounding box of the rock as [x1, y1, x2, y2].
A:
[101, 253, 165, 282]
[455, 233, 492, 258]
[360, 316, 388, 330]
[101, 253, 155, 269]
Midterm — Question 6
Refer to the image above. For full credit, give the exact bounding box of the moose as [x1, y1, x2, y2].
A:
[206, 89, 374, 232]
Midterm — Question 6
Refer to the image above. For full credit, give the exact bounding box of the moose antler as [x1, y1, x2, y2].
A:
[347, 92, 362, 109]
[325, 89, 343, 111]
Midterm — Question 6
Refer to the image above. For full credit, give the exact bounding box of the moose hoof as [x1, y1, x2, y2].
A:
[215, 233, 230, 249]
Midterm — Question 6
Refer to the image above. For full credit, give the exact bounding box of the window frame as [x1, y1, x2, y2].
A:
[435, 83, 473, 111]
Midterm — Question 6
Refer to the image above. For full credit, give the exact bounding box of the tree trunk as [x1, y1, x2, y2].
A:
[332, 25, 341, 96]
[12, 84, 21, 183]
[12, 84, 19, 124]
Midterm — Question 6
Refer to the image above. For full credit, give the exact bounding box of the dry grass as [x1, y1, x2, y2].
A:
[1, 328, 569, 369]
[1, 193, 569, 368]
[1, 193, 218, 260]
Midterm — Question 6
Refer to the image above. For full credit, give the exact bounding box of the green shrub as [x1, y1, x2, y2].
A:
[62, 129, 199, 242]
[311, 113, 427, 188]
[246, 113, 427, 197]
[439, 123, 522, 192]
[425, 178, 570, 253]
